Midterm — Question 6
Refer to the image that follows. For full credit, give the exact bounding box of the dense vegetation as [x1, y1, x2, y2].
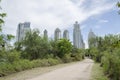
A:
[87, 35, 120, 80]
[0, 28, 85, 76]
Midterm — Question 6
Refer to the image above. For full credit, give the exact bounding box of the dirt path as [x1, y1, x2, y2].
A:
[27, 58, 94, 80]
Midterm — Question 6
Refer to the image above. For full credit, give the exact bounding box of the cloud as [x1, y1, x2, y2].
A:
[98, 19, 109, 23]
[94, 19, 109, 29]
[1, 0, 115, 39]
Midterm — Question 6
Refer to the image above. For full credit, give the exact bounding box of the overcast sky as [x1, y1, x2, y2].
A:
[1, 0, 120, 48]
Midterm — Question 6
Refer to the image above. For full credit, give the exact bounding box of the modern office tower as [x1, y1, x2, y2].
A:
[63, 30, 69, 40]
[54, 28, 61, 40]
[44, 29, 48, 40]
[73, 21, 84, 48]
[88, 29, 96, 48]
[16, 22, 31, 42]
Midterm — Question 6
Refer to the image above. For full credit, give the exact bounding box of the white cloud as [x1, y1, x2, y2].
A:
[94, 19, 109, 29]
[1, 0, 115, 48]
[98, 19, 109, 23]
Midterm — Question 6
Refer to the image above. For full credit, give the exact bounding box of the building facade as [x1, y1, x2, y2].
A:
[44, 29, 48, 40]
[54, 28, 61, 40]
[16, 22, 31, 42]
[88, 29, 96, 48]
[73, 21, 84, 48]
[63, 30, 69, 40]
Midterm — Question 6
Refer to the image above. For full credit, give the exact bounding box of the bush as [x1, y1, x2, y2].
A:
[13, 59, 32, 71]
[31, 59, 50, 67]
[0, 62, 15, 76]
[62, 54, 72, 63]
[48, 58, 61, 65]
[7, 50, 20, 63]
[71, 53, 83, 61]
[101, 49, 120, 80]
[56, 39, 72, 58]
[31, 58, 61, 68]
[0, 58, 62, 77]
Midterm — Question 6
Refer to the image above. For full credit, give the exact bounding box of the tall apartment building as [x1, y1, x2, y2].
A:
[16, 22, 31, 42]
[63, 30, 69, 40]
[73, 21, 84, 48]
[54, 28, 61, 40]
[88, 29, 96, 48]
[44, 29, 48, 40]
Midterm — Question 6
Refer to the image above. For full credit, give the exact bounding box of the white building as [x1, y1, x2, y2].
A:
[63, 30, 69, 40]
[16, 22, 31, 42]
[88, 29, 96, 48]
[54, 28, 61, 40]
[73, 21, 84, 49]
[44, 29, 48, 40]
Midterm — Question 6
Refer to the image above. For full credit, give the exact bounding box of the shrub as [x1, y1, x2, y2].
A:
[62, 54, 72, 63]
[7, 50, 20, 63]
[0, 59, 33, 76]
[0, 62, 15, 76]
[56, 39, 72, 58]
[101, 49, 120, 80]
[0, 58, 62, 77]
[71, 53, 83, 61]
[31, 58, 61, 68]
[31, 59, 50, 67]
[13, 59, 32, 71]
[48, 58, 60, 65]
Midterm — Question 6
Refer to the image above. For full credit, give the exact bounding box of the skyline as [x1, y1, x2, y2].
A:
[1, 0, 120, 48]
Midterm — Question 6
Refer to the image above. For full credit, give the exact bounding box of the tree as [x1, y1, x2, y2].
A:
[21, 29, 51, 60]
[88, 37, 97, 48]
[0, 13, 6, 31]
[117, 2, 120, 7]
[0, 0, 6, 48]
[117, 2, 120, 14]
[14, 41, 23, 51]
[21, 29, 41, 60]
[56, 39, 72, 58]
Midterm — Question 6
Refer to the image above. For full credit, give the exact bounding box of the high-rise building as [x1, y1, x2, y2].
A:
[73, 21, 84, 48]
[16, 22, 31, 42]
[63, 30, 69, 40]
[54, 28, 61, 40]
[88, 29, 96, 48]
[44, 29, 48, 40]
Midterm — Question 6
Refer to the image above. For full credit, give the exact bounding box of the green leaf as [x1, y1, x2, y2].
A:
[117, 2, 120, 7]
[0, 13, 6, 18]
[0, 18, 4, 24]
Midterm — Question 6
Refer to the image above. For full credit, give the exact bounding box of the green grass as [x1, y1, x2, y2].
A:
[91, 63, 109, 80]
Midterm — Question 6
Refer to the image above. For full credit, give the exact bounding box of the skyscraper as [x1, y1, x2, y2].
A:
[54, 28, 61, 40]
[44, 29, 48, 40]
[63, 30, 69, 40]
[73, 21, 84, 48]
[16, 22, 31, 42]
[88, 29, 96, 48]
